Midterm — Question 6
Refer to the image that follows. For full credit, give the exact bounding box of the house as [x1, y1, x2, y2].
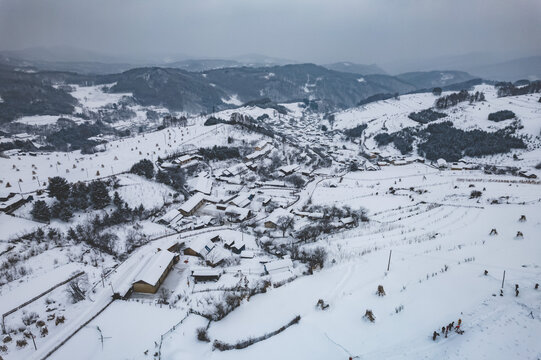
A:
[263, 258, 293, 275]
[224, 205, 251, 222]
[519, 170, 537, 179]
[174, 154, 202, 166]
[157, 209, 182, 225]
[255, 140, 271, 151]
[293, 210, 324, 220]
[231, 240, 246, 254]
[132, 249, 178, 294]
[245, 146, 271, 162]
[191, 269, 221, 283]
[265, 208, 291, 229]
[278, 164, 300, 176]
[179, 193, 206, 216]
[229, 194, 251, 208]
[256, 180, 287, 188]
[184, 237, 215, 258]
[194, 175, 213, 195]
[184, 237, 228, 266]
[223, 163, 249, 177]
[240, 250, 255, 259]
[436, 158, 448, 168]
[340, 217, 355, 227]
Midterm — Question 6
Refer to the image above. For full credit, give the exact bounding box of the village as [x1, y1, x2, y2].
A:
[0, 83, 540, 360]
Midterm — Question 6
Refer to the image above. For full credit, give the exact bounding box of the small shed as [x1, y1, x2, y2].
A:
[264, 259, 293, 275]
[191, 269, 221, 283]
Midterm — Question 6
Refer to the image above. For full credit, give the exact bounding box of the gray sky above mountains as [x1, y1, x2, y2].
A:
[0, 0, 540, 67]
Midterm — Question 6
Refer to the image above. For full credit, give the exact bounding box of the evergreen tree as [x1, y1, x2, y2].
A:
[155, 170, 171, 185]
[90, 180, 110, 209]
[113, 191, 123, 208]
[58, 205, 73, 222]
[47, 177, 70, 201]
[70, 182, 89, 209]
[31, 200, 50, 222]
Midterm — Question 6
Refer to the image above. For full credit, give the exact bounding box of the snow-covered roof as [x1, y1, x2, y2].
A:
[158, 209, 182, 224]
[266, 208, 292, 224]
[278, 164, 300, 174]
[224, 205, 251, 220]
[240, 250, 255, 259]
[194, 175, 213, 195]
[229, 194, 251, 208]
[224, 163, 248, 176]
[187, 237, 216, 256]
[293, 210, 324, 219]
[179, 193, 206, 214]
[192, 269, 221, 277]
[340, 217, 354, 225]
[264, 258, 293, 274]
[134, 250, 176, 287]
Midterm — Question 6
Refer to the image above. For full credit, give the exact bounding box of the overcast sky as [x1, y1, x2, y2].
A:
[0, 0, 540, 66]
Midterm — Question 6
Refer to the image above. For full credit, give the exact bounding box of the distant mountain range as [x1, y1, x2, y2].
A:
[323, 62, 387, 75]
[383, 52, 541, 81]
[0, 58, 484, 123]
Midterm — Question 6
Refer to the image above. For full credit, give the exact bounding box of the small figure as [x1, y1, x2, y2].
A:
[535, 283, 539, 290]
[433, 331, 440, 341]
[377, 285, 386, 296]
[456, 319, 462, 332]
[489, 228, 498, 236]
[484, 270, 488, 276]
[500, 289, 504, 296]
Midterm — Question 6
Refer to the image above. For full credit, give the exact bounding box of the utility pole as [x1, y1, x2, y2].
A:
[501, 270, 506, 289]
[387, 250, 392, 272]
[30, 331, 37, 350]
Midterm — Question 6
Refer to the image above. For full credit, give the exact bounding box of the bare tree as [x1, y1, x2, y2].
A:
[277, 216, 295, 237]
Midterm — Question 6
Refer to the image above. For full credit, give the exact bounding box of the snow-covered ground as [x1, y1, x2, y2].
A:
[1, 84, 540, 360]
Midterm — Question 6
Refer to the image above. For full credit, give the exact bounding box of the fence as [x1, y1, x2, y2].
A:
[2, 271, 85, 333]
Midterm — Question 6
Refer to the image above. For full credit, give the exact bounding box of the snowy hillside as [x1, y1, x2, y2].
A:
[0, 81, 540, 360]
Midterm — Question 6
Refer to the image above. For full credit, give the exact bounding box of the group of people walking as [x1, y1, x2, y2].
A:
[432, 318, 463, 341]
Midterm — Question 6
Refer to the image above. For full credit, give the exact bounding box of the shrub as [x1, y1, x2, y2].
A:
[488, 110, 515, 122]
[16, 339, 28, 348]
[470, 190, 482, 199]
[196, 327, 210, 342]
[129, 159, 154, 179]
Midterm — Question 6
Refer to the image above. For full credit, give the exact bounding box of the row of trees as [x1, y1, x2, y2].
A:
[32, 177, 111, 222]
[198, 146, 241, 161]
[496, 81, 541, 97]
[435, 90, 485, 109]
